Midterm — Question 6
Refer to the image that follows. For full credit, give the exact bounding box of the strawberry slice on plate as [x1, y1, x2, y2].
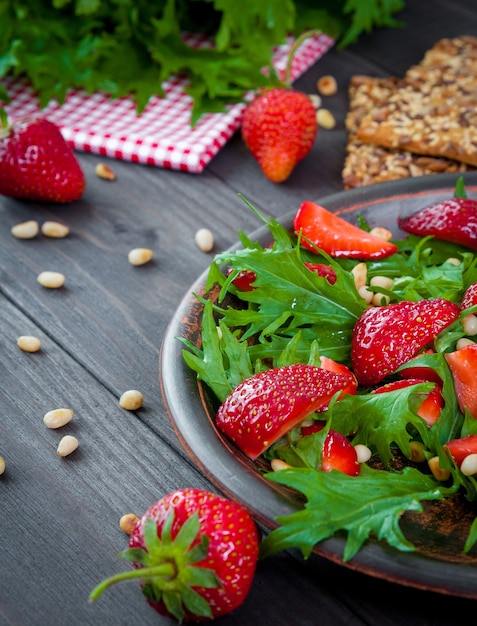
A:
[444, 343, 477, 418]
[294, 201, 398, 259]
[398, 177, 477, 250]
[351, 298, 460, 387]
[216, 364, 355, 459]
[300, 420, 360, 476]
[372, 378, 443, 427]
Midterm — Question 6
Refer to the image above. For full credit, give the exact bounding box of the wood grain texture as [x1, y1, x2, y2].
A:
[2, 1, 477, 624]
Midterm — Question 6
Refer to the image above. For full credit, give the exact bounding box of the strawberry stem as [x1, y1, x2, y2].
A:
[88, 562, 176, 602]
[284, 30, 322, 87]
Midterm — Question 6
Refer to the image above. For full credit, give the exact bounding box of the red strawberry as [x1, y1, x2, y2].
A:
[241, 87, 317, 183]
[294, 201, 398, 259]
[351, 298, 460, 387]
[444, 343, 477, 418]
[304, 262, 337, 284]
[216, 364, 356, 459]
[89, 488, 260, 622]
[300, 421, 360, 476]
[318, 355, 357, 395]
[0, 115, 85, 203]
[372, 378, 443, 427]
[398, 178, 477, 250]
[460, 282, 477, 310]
[444, 434, 477, 467]
[398, 349, 442, 385]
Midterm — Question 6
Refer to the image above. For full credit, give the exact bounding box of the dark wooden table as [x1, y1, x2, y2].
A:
[2, 2, 477, 624]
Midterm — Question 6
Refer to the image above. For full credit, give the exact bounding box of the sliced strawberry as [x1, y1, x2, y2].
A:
[444, 434, 477, 467]
[216, 364, 355, 459]
[397, 349, 442, 384]
[373, 378, 443, 427]
[398, 179, 477, 250]
[351, 298, 460, 387]
[460, 282, 477, 310]
[444, 343, 477, 418]
[301, 421, 360, 476]
[293, 201, 398, 260]
[319, 355, 357, 395]
[228, 268, 256, 291]
[304, 262, 337, 284]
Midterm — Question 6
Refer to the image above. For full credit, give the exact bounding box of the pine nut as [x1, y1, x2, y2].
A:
[369, 226, 393, 241]
[316, 75, 337, 96]
[354, 444, 372, 463]
[370, 275, 394, 290]
[456, 338, 475, 350]
[460, 453, 477, 476]
[270, 458, 292, 471]
[37, 271, 65, 288]
[445, 257, 461, 266]
[372, 292, 391, 306]
[316, 108, 336, 129]
[195, 228, 214, 252]
[95, 162, 116, 180]
[410, 441, 427, 463]
[57, 435, 79, 457]
[358, 285, 374, 304]
[428, 456, 450, 481]
[41, 221, 69, 238]
[308, 94, 322, 109]
[17, 335, 41, 352]
[43, 408, 74, 429]
[462, 314, 477, 336]
[351, 262, 367, 290]
[0, 456, 5, 475]
[128, 248, 154, 266]
[11, 220, 39, 239]
[119, 390, 144, 411]
[119, 513, 139, 535]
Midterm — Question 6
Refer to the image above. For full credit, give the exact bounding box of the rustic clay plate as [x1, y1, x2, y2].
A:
[160, 172, 477, 599]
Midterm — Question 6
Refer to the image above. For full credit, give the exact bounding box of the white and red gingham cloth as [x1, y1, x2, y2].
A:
[2, 33, 334, 173]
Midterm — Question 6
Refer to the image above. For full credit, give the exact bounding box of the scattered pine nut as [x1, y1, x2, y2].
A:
[37, 271, 65, 289]
[195, 228, 214, 252]
[43, 408, 74, 429]
[119, 390, 144, 411]
[57, 435, 79, 457]
[270, 458, 292, 471]
[351, 262, 367, 290]
[372, 292, 391, 307]
[456, 337, 476, 350]
[316, 75, 337, 96]
[11, 220, 39, 239]
[460, 453, 477, 476]
[370, 275, 394, 290]
[316, 108, 336, 129]
[358, 285, 374, 304]
[428, 456, 450, 481]
[308, 94, 322, 109]
[95, 162, 116, 180]
[0, 456, 5, 475]
[128, 248, 154, 266]
[462, 314, 477, 336]
[17, 335, 41, 353]
[119, 513, 140, 535]
[354, 444, 372, 464]
[445, 257, 461, 266]
[41, 221, 69, 238]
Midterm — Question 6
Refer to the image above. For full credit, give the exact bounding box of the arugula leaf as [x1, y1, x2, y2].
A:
[260, 465, 455, 561]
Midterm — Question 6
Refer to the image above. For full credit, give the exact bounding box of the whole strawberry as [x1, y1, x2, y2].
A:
[89, 488, 260, 622]
[0, 113, 85, 203]
[241, 87, 317, 183]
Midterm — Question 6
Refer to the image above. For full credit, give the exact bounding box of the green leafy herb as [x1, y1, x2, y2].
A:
[0, 0, 406, 123]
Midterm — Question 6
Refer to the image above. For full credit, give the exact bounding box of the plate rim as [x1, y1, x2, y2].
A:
[160, 172, 477, 599]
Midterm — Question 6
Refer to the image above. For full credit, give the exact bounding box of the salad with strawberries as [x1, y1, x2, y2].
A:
[180, 178, 477, 563]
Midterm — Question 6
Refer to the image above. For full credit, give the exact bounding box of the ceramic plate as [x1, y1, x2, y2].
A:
[160, 172, 477, 599]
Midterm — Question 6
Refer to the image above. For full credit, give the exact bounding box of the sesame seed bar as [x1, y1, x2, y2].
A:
[342, 74, 472, 189]
[355, 36, 477, 168]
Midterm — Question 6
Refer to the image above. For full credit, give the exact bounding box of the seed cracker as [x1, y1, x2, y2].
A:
[355, 36, 477, 168]
[342, 75, 472, 189]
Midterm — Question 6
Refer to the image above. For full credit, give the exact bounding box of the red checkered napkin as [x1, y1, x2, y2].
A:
[2, 33, 334, 173]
